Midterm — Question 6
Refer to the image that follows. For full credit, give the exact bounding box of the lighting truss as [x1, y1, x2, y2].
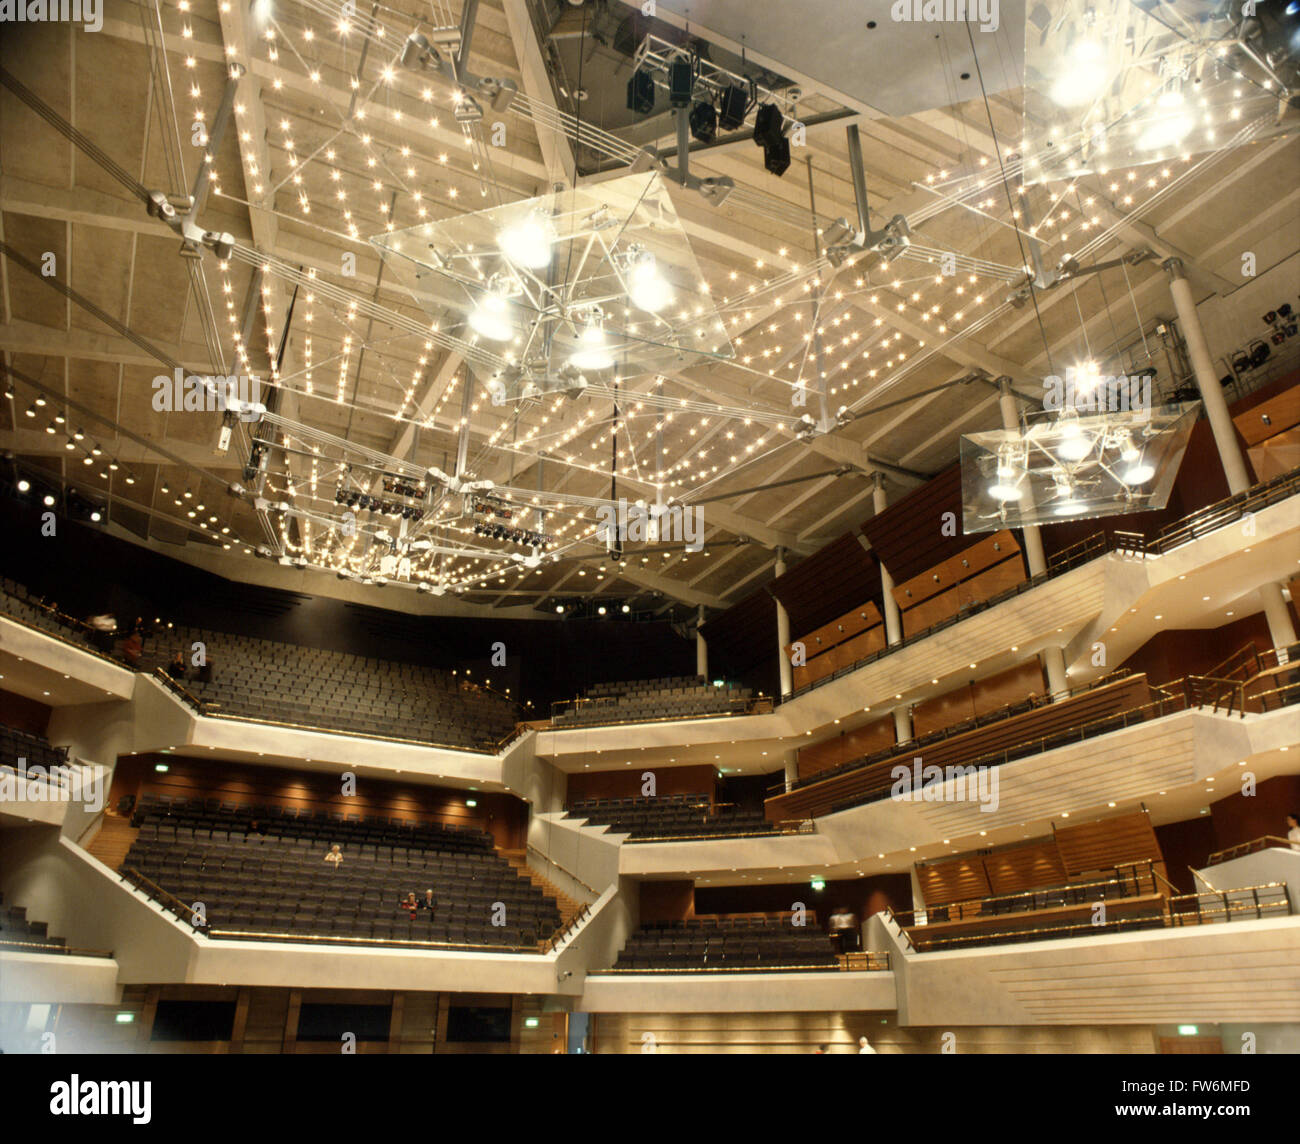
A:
[959, 401, 1200, 532]
[629, 35, 802, 124]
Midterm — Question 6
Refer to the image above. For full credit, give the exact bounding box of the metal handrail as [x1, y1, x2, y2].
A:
[894, 864, 1160, 927]
[204, 927, 542, 953]
[119, 866, 201, 926]
[1206, 835, 1296, 865]
[904, 883, 1290, 950]
[525, 844, 600, 898]
[0, 938, 115, 958]
[591, 954, 890, 975]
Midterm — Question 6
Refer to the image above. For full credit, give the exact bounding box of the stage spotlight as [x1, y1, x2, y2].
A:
[689, 100, 717, 143]
[668, 58, 694, 108]
[627, 68, 655, 114]
[752, 103, 784, 148]
[718, 84, 749, 130]
[762, 136, 791, 176]
[17, 479, 31, 493]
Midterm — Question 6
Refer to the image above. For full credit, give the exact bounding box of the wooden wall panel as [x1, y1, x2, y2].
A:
[983, 842, 1068, 896]
[797, 716, 897, 779]
[640, 880, 696, 922]
[917, 856, 992, 906]
[108, 755, 527, 849]
[1053, 811, 1163, 877]
[911, 661, 1046, 740]
[0, 688, 53, 736]
[566, 764, 717, 804]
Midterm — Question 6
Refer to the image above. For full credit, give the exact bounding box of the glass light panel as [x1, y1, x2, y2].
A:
[959, 402, 1200, 533]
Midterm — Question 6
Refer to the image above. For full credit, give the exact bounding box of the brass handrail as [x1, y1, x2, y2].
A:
[0, 938, 114, 958]
[894, 863, 1159, 927]
[1206, 836, 1296, 865]
[591, 955, 890, 975]
[204, 927, 541, 954]
[525, 844, 601, 898]
[904, 883, 1291, 950]
[119, 866, 200, 925]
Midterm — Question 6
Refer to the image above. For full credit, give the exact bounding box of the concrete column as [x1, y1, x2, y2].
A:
[695, 604, 708, 679]
[775, 548, 793, 699]
[1163, 258, 1251, 494]
[998, 378, 1069, 701]
[783, 748, 798, 793]
[872, 476, 912, 742]
[1261, 582, 1298, 662]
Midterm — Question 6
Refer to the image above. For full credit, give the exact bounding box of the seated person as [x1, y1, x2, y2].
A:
[122, 630, 143, 668]
[399, 892, 420, 919]
[421, 888, 437, 918]
[323, 843, 343, 867]
[196, 658, 214, 684]
[166, 651, 187, 680]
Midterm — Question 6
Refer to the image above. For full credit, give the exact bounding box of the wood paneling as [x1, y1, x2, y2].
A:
[895, 533, 1024, 637]
[983, 842, 1067, 896]
[912, 661, 1047, 739]
[640, 880, 695, 922]
[566, 764, 717, 805]
[0, 688, 53, 736]
[1210, 774, 1300, 851]
[859, 464, 983, 584]
[1234, 382, 1300, 446]
[109, 754, 527, 850]
[797, 716, 896, 779]
[917, 857, 992, 906]
[768, 533, 883, 637]
[1054, 811, 1163, 877]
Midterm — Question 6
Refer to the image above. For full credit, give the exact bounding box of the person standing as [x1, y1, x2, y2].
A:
[858, 1036, 877, 1055]
[829, 905, 859, 953]
[1287, 812, 1300, 852]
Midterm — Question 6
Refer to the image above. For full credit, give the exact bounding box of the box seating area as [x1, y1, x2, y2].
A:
[0, 897, 67, 953]
[553, 675, 754, 726]
[608, 913, 839, 971]
[0, 722, 68, 774]
[0, 578, 103, 652]
[766, 673, 1153, 823]
[565, 793, 777, 841]
[122, 798, 561, 950]
[142, 625, 516, 751]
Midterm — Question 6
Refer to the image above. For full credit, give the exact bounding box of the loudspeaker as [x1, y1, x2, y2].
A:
[688, 100, 717, 143]
[753, 103, 784, 148]
[668, 59, 693, 108]
[762, 136, 791, 176]
[718, 84, 749, 130]
[627, 69, 655, 114]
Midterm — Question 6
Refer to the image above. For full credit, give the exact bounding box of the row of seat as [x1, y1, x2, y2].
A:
[612, 915, 839, 971]
[564, 795, 777, 840]
[0, 722, 69, 774]
[122, 812, 561, 950]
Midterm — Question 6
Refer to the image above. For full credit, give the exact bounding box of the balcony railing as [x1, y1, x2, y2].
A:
[1206, 836, 1298, 865]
